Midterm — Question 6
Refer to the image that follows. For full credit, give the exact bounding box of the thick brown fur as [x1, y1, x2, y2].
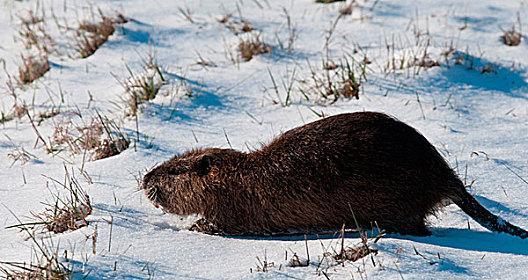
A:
[142, 112, 528, 238]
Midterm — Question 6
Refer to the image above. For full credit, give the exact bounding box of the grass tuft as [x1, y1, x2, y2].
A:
[6, 170, 92, 234]
[0, 251, 71, 280]
[300, 55, 365, 103]
[119, 55, 166, 117]
[238, 34, 271, 62]
[219, 14, 254, 35]
[75, 11, 127, 58]
[52, 113, 129, 160]
[501, 27, 522, 46]
[17, 9, 55, 55]
[18, 54, 50, 84]
[339, 3, 353, 15]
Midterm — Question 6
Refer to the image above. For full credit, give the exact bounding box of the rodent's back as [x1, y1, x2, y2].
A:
[257, 112, 456, 192]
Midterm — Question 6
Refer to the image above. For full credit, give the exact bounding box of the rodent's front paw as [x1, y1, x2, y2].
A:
[189, 218, 223, 235]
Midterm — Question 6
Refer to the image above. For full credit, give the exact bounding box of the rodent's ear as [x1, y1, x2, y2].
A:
[195, 155, 218, 176]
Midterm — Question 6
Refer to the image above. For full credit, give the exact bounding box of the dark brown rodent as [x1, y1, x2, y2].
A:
[142, 111, 528, 238]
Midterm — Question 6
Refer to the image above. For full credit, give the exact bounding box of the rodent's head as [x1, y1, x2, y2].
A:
[142, 148, 242, 214]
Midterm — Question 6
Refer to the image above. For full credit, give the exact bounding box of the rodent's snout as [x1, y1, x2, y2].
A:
[141, 172, 152, 190]
[141, 167, 160, 190]
[142, 170, 162, 207]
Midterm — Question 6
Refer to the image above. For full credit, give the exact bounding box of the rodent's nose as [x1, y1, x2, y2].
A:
[142, 170, 163, 206]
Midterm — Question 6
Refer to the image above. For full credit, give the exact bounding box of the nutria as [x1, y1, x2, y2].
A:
[142, 112, 528, 238]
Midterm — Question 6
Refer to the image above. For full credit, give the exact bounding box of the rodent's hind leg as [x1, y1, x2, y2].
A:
[189, 218, 223, 235]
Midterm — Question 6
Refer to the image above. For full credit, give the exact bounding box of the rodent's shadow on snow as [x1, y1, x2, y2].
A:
[229, 228, 528, 255]
[408, 228, 528, 256]
[379, 241, 470, 275]
[226, 230, 370, 241]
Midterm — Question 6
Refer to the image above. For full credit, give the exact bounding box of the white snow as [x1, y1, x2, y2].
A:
[1, 0, 528, 279]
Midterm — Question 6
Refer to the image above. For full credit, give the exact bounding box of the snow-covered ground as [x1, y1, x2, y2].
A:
[1, 0, 528, 279]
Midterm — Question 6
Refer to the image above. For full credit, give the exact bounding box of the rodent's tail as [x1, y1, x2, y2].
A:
[452, 186, 528, 239]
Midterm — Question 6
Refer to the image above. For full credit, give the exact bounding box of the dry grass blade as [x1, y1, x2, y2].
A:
[0, 112, 14, 125]
[238, 34, 271, 62]
[0, 256, 70, 280]
[35, 107, 61, 125]
[276, 8, 298, 53]
[266, 67, 298, 106]
[178, 6, 195, 24]
[52, 118, 104, 155]
[7, 170, 92, 234]
[17, 9, 55, 55]
[119, 54, 166, 117]
[288, 253, 309, 267]
[339, 3, 354, 15]
[92, 112, 130, 160]
[41, 199, 92, 234]
[52, 112, 130, 160]
[501, 28, 522, 46]
[336, 242, 374, 262]
[255, 250, 274, 272]
[338, 57, 361, 99]
[300, 55, 364, 104]
[75, 18, 114, 58]
[7, 149, 33, 166]
[11, 103, 28, 119]
[288, 235, 311, 268]
[18, 54, 50, 84]
[315, 0, 346, 3]
[412, 55, 440, 68]
[7, 147, 37, 167]
[5, 134, 38, 166]
[333, 230, 384, 263]
[1, 209, 73, 279]
[75, 11, 127, 58]
[219, 14, 253, 35]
